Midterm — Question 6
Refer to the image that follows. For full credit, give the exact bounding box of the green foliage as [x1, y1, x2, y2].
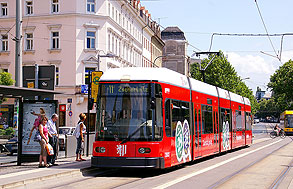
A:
[268, 60, 293, 110]
[0, 71, 14, 86]
[0, 71, 14, 104]
[0, 127, 15, 137]
[256, 98, 280, 118]
[190, 51, 257, 114]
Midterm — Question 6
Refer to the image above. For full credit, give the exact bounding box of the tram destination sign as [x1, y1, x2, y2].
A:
[102, 83, 149, 96]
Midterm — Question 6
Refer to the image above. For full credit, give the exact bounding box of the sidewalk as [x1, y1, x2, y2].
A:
[0, 156, 92, 188]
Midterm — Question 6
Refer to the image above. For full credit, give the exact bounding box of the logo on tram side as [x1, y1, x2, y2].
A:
[222, 121, 230, 150]
[175, 120, 191, 163]
[175, 122, 183, 162]
[117, 145, 127, 156]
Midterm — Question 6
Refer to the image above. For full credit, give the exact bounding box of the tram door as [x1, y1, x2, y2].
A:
[214, 108, 219, 153]
[194, 105, 201, 158]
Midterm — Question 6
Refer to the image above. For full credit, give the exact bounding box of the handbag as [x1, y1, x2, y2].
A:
[33, 129, 42, 142]
[46, 143, 54, 155]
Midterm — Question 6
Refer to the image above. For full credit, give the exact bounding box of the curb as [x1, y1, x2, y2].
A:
[0, 164, 95, 189]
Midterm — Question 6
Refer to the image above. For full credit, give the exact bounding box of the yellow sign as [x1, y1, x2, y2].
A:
[27, 82, 34, 88]
[91, 71, 103, 102]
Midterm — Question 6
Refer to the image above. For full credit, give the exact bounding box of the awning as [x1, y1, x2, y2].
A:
[0, 85, 62, 98]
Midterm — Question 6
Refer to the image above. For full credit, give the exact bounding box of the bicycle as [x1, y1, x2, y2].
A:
[270, 129, 286, 139]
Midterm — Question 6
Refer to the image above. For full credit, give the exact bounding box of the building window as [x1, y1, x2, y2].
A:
[108, 3, 110, 16]
[1, 3, 7, 16]
[111, 36, 114, 52]
[51, 31, 60, 49]
[55, 67, 59, 86]
[107, 33, 111, 52]
[85, 67, 96, 85]
[87, 0, 95, 13]
[25, 1, 33, 15]
[1, 34, 8, 51]
[86, 31, 95, 49]
[112, 7, 114, 18]
[51, 0, 59, 13]
[25, 33, 33, 50]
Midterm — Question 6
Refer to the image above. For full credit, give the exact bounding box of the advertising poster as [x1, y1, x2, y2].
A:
[22, 102, 56, 155]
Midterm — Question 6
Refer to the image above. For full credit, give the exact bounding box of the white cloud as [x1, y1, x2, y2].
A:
[226, 52, 275, 75]
[225, 52, 279, 92]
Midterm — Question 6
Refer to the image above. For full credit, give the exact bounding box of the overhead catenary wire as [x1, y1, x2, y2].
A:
[254, 0, 280, 61]
[208, 32, 293, 62]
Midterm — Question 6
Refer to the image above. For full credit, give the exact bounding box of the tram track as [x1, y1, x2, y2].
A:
[269, 137, 293, 189]
[208, 137, 293, 189]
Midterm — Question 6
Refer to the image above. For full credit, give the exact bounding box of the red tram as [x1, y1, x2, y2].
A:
[91, 68, 252, 169]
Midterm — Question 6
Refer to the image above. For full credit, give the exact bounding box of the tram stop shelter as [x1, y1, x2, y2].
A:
[0, 84, 62, 165]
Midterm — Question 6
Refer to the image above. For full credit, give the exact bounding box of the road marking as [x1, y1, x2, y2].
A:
[154, 139, 283, 189]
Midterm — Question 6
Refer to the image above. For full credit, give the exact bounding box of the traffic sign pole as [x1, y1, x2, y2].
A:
[86, 71, 91, 157]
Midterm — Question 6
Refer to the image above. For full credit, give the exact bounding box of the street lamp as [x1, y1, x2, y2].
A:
[153, 54, 176, 68]
[97, 52, 117, 71]
[191, 51, 220, 82]
[240, 77, 250, 81]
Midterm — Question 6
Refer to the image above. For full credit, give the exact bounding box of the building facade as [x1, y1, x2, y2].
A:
[161, 26, 189, 76]
[0, 0, 162, 129]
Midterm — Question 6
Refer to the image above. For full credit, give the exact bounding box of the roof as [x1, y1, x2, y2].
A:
[161, 26, 186, 40]
[100, 68, 250, 105]
[0, 85, 62, 98]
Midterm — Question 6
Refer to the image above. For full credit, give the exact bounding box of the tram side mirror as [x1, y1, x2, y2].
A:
[150, 99, 155, 109]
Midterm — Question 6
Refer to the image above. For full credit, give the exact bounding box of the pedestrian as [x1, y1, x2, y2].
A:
[47, 113, 59, 166]
[38, 116, 51, 168]
[75, 113, 86, 161]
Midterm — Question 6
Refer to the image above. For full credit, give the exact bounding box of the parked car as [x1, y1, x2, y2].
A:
[4, 136, 17, 155]
[254, 118, 260, 124]
[59, 127, 75, 151]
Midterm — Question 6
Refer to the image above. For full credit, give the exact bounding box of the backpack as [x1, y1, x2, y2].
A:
[72, 121, 82, 138]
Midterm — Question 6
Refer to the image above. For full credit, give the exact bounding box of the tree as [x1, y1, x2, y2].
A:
[268, 60, 293, 110]
[255, 98, 280, 119]
[190, 51, 258, 114]
[0, 71, 14, 104]
[0, 71, 14, 86]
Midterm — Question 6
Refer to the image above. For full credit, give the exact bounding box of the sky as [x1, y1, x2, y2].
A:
[141, 0, 293, 93]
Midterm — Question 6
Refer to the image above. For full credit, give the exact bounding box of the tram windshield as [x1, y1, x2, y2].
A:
[96, 83, 163, 142]
[286, 115, 293, 128]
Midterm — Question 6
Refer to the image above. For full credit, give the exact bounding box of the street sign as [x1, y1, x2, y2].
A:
[69, 111, 73, 117]
[81, 84, 88, 94]
[91, 71, 103, 102]
[27, 82, 34, 88]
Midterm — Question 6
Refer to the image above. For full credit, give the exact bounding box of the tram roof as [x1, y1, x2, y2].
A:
[100, 68, 248, 105]
[100, 68, 190, 89]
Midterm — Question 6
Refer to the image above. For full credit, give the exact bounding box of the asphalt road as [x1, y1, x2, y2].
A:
[18, 122, 293, 189]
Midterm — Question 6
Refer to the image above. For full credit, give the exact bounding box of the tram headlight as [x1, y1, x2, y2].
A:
[95, 147, 106, 153]
[138, 147, 151, 154]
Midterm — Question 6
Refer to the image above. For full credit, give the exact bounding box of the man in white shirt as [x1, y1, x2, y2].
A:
[47, 113, 59, 166]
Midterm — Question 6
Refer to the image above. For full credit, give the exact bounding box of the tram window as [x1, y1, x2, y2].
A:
[236, 110, 242, 131]
[194, 107, 198, 135]
[245, 112, 252, 131]
[165, 99, 171, 137]
[220, 108, 231, 133]
[202, 105, 213, 134]
[171, 100, 190, 137]
[155, 98, 163, 140]
[155, 84, 162, 98]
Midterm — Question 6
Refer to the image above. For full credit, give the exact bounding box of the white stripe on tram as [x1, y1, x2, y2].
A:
[154, 139, 282, 189]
